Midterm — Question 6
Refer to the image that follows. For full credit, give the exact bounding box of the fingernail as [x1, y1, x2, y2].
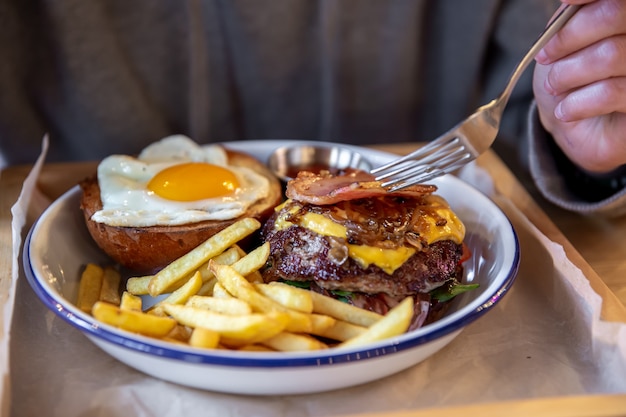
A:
[554, 102, 565, 120]
[544, 78, 556, 96]
[535, 49, 549, 64]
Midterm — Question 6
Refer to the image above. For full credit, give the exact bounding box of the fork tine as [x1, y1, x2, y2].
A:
[380, 142, 474, 190]
[380, 149, 461, 185]
[374, 137, 465, 181]
[370, 134, 457, 177]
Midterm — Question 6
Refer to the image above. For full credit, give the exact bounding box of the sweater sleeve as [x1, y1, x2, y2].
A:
[527, 101, 626, 217]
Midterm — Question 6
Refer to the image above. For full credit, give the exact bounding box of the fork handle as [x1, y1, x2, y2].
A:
[500, 5, 581, 103]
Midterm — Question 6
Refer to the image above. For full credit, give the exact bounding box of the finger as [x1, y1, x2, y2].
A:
[544, 35, 626, 95]
[555, 77, 626, 122]
[551, 113, 626, 173]
[537, 0, 626, 64]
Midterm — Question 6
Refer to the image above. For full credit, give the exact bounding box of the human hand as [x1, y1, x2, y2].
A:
[533, 0, 626, 174]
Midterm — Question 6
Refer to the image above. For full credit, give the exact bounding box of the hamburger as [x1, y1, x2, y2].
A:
[261, 169, 475, 330]
[79, 136, 282, 274]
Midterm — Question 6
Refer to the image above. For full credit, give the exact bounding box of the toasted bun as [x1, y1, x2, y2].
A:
[79, 149, 282, 274]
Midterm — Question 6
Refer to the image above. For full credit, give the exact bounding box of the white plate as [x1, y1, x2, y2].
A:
[23, 140, 519, 395]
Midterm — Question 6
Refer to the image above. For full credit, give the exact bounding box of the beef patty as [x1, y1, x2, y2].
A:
[261, 223, 463, 298]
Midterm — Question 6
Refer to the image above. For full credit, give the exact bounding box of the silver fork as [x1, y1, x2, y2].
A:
[371, 4, 580, 191]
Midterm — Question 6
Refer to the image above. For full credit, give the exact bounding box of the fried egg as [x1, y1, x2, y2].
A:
[90, 135, 270, 227]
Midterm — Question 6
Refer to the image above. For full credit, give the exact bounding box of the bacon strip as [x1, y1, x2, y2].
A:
[285, 169, 437, 205]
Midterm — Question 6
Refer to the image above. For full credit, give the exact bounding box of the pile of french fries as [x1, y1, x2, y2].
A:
[77, 218, 415, 352]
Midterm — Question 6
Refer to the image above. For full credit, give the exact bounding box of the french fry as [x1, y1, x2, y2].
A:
[196, 279, 217, 297]
[309, 313, 336, 335]
[254, 282, 314, 313]
[338, 296, 414, 349]
[195, 246, 243, 295]
[231, 244, 264, 283]
[149, 271, 203, 316]
[131, 241, 264, 297]
[200, 243, 268, 291]
[245, 270, 264, 284]
[189, 327, 220, 349]
[125, 275, 151, 296]
[167, 324, 193, 342]
[313, 319, 367, 342]
[77, 263, 104, 313]
[305, 288, 383, 327]
[261, 332, 328, 351]
[195, 246, 242, 281]
[162, 303, 288, 342]
[129, 246, 242, 296]
[212, 282, 233, 298]
[92, 301, 177, 337]
[233, 244, 247, 257]
[219, 311, 291, 347]
[99, 266, 121, 305]
[186, 295, 252, 315]
[230, 242, 270, 277]
[148, 218, 261, 296]
[119, 291, 143, 311]
[211, 262, 313, 333]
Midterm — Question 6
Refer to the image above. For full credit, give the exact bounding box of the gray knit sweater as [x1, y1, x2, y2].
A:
[2, 0, 625, 215]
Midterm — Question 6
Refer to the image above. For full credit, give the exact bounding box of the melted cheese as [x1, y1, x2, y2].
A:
[347, 245, 415, 275]
[274, 198, 465, 275]
[419, 207, 465, 245]
[273, 202, 300, 231]
[301, 213, 346, 238]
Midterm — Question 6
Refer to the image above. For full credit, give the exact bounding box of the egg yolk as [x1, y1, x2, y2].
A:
[147, 162, 240, 201]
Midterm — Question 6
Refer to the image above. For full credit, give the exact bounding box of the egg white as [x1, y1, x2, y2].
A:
[90, 135, 270, 227]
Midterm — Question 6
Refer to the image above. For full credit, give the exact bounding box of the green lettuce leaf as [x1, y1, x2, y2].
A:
[430, 281, 479, 302]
